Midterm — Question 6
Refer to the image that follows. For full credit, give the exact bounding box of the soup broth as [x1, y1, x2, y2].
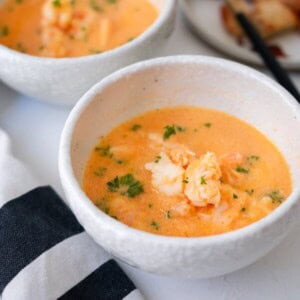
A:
[83, 106, 292, 237]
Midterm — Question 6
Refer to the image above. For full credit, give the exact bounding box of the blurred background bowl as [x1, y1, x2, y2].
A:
[0, 0, 176, 106]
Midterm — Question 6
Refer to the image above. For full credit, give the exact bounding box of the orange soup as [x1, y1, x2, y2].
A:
[83, 106, 292, 237]
[0, 0, 158, 57]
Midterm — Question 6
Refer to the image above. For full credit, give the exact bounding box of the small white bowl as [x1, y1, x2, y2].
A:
[0, 0, 176, 106]
[59, 55, 300, 278]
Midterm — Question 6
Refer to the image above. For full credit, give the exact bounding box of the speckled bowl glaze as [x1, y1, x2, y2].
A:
[0, 0, 176, 106]
[59, 55, 300, 278]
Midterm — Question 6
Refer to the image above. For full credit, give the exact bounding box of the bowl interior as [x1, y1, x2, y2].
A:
[69, 57, 300, 193]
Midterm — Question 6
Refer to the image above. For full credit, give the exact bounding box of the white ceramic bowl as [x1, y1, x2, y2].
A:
[59, 55, 300, 278]
[0, 0, 176, 106]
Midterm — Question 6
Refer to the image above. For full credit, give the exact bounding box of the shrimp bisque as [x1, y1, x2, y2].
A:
[83, 106, 292, 237]
[0, 0, 158, 57]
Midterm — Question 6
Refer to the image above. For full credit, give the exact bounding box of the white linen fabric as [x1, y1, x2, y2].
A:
[0, 128, 144, 300]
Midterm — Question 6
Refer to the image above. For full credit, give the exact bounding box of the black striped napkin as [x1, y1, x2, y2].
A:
[0, 129, 143, 300]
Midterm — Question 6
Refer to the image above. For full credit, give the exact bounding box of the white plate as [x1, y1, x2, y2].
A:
[181, 0, 300, 70]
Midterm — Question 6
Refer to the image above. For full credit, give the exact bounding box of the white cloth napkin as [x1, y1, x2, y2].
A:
[0, 128, 143, 300]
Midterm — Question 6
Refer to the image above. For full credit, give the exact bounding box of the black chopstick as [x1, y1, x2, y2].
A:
[235, 12, 300, 102]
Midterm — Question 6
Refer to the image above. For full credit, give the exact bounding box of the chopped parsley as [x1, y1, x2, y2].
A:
[233, 193, 238, 199]
[15, 0, 23, 3]
[200, 176, 207, 185]
[52, 0, 61, 7]
[94, 167, 107, 177]
[95, 145, 124, 165]
[183, 178, 189, 184]
[90, 0, 103, 11]
[0, 26, 9, 37]
[166, 210, 171, 219]
[16, 42, 26, 53]
[107, 174, 144, 198]
[247, 155, 260, 165]
[267, 191, 283, 204]
[204, 122, 212, 128]
[236, 166, 249, 174]
[95, 145, 113, 158]
[130, 124, 142, 131]
[241, 207, 246, 212]
[163, 124, 186, 140]
[163, 125, 176, 140]
[154, 155, 161, 163]
[106, 0, 117, 3]
[89, 49, 102, 54]
[176, 125, 186, 132]
[245, 189, 254, 196]
[115, 159, 124, 165]
[150, 221, 160, 230]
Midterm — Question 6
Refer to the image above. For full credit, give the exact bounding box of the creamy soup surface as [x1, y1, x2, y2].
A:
[83, 106, 292, 237]
[0, 0, 158, 57]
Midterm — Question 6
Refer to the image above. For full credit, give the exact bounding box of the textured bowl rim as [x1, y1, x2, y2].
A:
[0, 0, 176, 64]
[59, 55, 300, 247]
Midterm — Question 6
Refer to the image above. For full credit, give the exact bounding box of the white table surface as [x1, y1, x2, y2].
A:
[1, 12, 300, 300]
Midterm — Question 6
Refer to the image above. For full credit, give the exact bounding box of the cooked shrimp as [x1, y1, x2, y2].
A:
[42, 0, 73, 29]
[220, 152, 245, 185]
[184, 152, 222, 207]
[145, 152, 185, 196]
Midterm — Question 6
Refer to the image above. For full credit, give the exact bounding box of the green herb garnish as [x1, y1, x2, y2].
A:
[183, 178, 189, 184]
[16, 42, 26, 53]
[150, 221, 160, 230]
[176, 126, 186, 132]
[236, 166, 249, 174]
[52, 0, 61, 7]
[107, 174, 144, 198]
[95, 145, 123, 165]
[204, 122, 212, 128]
[89, 49, 102, 54]
[154, 155, 161, 163]
[163, 124, 186, 140]
[107, 176, 120, 192]
[163, 125, 176, 140]
[130, 124, 142, 131]
[94, 167, 107, 177]
[166, 211, 171, 219]
[106, 0, 117, 3]
[233, 193, 238, 199]
[267, 191, 283, 204]
[247, 155, 260, 165]
[200, 176, 207, 185]
[241, 207, 246, 212]
[0, 26, 9, 37]
[95, 145, 113, 158]
[245, 189, 254, 196]
[90, 0, 103, 11]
